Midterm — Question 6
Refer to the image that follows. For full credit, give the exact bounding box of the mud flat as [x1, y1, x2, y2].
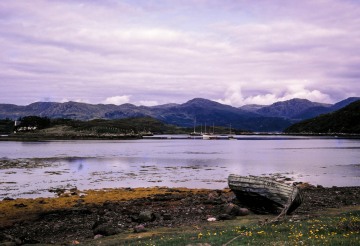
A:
[0, 185, 359, 245]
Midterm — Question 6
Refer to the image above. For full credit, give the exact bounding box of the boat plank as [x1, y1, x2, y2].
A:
[228, 174, 302, 214]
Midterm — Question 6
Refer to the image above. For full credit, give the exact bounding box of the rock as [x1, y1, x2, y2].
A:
[138, 210, 154, 222]
[217, 214, 234, 220]
[224, 203, 250, 216]
[94, 234, 103, 240]
[21, 237, 40, 244]
[154, 212, 162, 220]
[208, 191, 219, 200]
[13, 203, 27, 208]
[93, 224, 120, 236]
[207, 217, 216, 222]
[2, 197, 14, 201]
[224, 203, 237, 214]
[162, 213, 172, 220]
[238, 207, 250, 216]
[133, 224, 147, 233]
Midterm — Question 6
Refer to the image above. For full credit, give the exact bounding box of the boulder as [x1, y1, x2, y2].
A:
[224, 203, 250, 216]
[93, 224, 120, 236]
[138, 210, 155, 222]
[217, 214, 234, 220]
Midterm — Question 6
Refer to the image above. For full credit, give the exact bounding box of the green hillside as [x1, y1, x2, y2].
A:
[284, 100, 360, 134]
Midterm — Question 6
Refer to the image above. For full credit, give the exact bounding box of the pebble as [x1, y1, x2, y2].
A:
[134, 224, 147, 233]
[94, 234, 103, 239]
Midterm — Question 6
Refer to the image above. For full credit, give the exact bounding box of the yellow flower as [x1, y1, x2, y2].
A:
[198, 233, 203, 239]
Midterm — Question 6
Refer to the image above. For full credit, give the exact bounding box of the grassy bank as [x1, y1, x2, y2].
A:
[93, 208, 360, 246]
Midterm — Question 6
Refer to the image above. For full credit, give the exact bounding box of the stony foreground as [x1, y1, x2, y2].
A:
[0, 185, 359, 245]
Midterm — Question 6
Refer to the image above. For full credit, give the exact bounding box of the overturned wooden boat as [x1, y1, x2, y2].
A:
[228, 174, 302, 214]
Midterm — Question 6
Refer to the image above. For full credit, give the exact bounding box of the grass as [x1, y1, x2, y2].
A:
[118, 210, 360, 246]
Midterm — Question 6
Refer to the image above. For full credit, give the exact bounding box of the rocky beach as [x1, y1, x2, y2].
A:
[0, 185, 359, 245]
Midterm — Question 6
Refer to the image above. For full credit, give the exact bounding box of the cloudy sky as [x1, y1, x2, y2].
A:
[0, 0, 359, 106]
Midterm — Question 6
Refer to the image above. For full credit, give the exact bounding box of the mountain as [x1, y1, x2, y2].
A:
[284, 100, 360, 134]
[0, 97, 358, 132]
[330, 97, 360, 111]
[239, 104, 266, 112]
[144, 98, 292, 131]
[253, 98, 331, 120]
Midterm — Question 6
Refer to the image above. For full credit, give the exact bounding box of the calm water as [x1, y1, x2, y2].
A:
[0, 135, 359, 198]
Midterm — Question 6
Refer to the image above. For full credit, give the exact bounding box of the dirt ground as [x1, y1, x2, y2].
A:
[0, 185, 359, 245]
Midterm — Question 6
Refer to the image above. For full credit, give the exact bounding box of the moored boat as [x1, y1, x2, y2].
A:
[228, 174, 302, 214]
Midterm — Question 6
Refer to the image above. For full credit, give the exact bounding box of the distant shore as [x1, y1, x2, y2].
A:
[1, 132, 360, 141]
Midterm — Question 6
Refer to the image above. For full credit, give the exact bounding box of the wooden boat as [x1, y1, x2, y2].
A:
[228, 174, 302, 214]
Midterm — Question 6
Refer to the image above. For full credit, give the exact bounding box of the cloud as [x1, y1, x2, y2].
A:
[0, 0, 359, 106]
[102, 95, 131, 105]
[217, 83, 332, 106]
[138, 100, 159, 106]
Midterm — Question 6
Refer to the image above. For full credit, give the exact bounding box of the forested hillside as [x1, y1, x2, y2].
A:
[284, 100, 360, 134]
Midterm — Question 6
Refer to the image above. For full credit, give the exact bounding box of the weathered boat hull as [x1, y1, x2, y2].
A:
[228, 174, 302, 214]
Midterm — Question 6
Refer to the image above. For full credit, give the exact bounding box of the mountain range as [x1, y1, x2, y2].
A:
[0, 97, 359, 132]
[285, 100, 360, 134]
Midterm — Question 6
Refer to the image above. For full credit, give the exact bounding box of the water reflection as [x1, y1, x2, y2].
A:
[0, 137, 359, 198]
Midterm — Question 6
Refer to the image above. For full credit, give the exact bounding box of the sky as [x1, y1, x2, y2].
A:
[0, 0, 359, 106]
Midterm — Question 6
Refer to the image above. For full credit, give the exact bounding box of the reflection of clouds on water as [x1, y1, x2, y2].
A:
[1, 138, 360, 199]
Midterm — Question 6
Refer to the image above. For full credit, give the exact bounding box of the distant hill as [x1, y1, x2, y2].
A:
[239, 104, 266, 112]
[292, 97, 360, 120]
[0, 97, 358, 132]
[330, 97, 360, 111]
[284, 100, 360, 134]
[250, 98, 331, 120]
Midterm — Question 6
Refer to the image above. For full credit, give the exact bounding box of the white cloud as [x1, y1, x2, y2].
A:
[216, 83, 244, 106]
[217, 83, 332, 106]
[138, 100, 159, 106]
[279, 84, 332, 103]
[102, 95, 131, 105]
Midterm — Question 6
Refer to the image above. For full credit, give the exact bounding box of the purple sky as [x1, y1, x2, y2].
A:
[0, 0, 359, 106]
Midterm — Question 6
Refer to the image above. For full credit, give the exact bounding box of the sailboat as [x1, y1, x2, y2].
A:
[189, 118, 202, 136]
[228, 123, 234, 139]
[202, 123, 226, 139]
[202, 123, 211, 139]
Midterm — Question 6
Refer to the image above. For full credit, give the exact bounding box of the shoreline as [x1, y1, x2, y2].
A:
[0, 185, 359, 244]
[1, 132, 360, 141]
